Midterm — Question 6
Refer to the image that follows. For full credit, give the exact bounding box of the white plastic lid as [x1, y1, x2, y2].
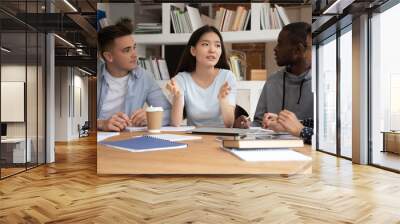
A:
[146, 105, 163, 112]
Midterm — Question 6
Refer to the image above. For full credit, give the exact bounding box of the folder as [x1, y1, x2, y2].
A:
[100, 136, 187, 152]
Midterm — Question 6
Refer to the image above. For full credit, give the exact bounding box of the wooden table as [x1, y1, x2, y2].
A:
[97, 132, 312, 175]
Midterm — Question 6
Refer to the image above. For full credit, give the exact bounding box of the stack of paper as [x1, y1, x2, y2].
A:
[97, 132, 120, 142]
[148, 134, 201, 142]
[226, 148, 311, 162]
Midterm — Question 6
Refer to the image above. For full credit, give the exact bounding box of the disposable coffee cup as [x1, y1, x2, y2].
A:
[146, 106, 163, 133]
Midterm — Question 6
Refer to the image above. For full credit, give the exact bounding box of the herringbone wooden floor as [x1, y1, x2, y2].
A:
[1, 135, 400, 224]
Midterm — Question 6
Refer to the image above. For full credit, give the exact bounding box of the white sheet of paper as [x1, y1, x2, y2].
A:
[97, 132, 120, 142]
[148, 134, 202, 142]
[125, 126, 147, 132]
[126, 126, 195, 132]
[160, 126, 196, 132]
[229, 149, 311, 162]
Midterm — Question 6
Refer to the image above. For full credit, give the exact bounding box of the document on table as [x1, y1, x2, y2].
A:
[126, 126, 195, 132]
[160, 126, 196, 132]
[125, 127, 147, 132]
[97, 132, 120, 142]
[248, 127, 290, 136]
[147, 134, 201, 142]
[223, 147, 311, 162]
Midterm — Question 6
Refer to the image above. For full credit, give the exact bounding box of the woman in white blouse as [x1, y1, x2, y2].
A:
[166, 25, 237, 127]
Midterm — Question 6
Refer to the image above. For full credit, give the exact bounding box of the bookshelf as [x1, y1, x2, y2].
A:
[100, 2, 311, 120]
[134, 3, 282, 44]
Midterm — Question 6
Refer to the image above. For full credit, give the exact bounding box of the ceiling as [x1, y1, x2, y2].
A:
[0, 0, 97, 73]
[312, 0, 391, 42]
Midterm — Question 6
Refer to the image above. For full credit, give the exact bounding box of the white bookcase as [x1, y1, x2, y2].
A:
[130, 3, 310, 119]
[134, 3, 281, 45]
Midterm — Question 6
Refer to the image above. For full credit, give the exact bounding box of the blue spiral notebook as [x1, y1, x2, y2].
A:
[100, 136, 187, 152]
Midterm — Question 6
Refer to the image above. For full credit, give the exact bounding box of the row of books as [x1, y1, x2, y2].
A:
[214, 6, 251, 32]
[170, 5, 251, 33]
[229, 55, 245, 81]
[137, 57, 170, 80]
[170, 5, 204, 33]
[260, 4, 290, 30]
[170, 4, 289, 33]
[134, 23, 162, 34]
[138, 56, 243, 81]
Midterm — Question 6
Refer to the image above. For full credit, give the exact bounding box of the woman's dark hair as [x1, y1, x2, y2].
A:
[98, 18, 133, 59]
[175, 25, 230, 74]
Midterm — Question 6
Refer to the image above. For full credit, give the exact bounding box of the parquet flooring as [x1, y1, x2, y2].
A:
[1, 135, 400, 223]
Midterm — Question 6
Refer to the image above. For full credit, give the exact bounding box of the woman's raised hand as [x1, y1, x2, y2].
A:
[166, 79, 181, 98]
[218, 81, 231, 100]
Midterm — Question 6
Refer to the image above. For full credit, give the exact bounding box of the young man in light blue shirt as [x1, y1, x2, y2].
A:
[97, 18, 171, 131]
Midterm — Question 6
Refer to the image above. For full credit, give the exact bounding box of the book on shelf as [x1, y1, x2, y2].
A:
[275, 5, 290, 25]
[214, 6, 250, 32]
[201, 14, 214, 26]
[138, 57, 170, 80]
[171, 5, 204, 33]
[229, 55, 244, 81]
[157, 59, 170, 80]
[186, 5, 203, 31]
[222, 134, 304, 149]
[134, 23, 162, 34]
[228, 50, 246, 80]
[260, 4, 289, 30]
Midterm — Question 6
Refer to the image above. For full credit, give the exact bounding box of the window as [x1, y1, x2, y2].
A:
[370, 2, 400, 171]
[0, 0, 47, 179]
[317, 35, 337, 154]
[339, 27, 352, 158]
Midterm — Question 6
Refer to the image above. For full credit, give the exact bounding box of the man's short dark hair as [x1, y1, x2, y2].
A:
[98, 18, 134, 57]
[282, 22, 311, 47]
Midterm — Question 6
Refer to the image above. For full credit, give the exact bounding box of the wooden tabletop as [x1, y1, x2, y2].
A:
[97, 131, 312, 175]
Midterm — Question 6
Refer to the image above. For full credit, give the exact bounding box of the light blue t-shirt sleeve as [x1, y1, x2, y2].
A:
[225, 70, 237, 107]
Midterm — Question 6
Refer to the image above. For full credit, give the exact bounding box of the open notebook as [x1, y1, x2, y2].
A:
[100, 136, 187, 152]
[222, 147, 311, 162]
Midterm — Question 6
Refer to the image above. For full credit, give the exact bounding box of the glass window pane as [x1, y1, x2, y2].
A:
[1, 31, 27, 177]
[318, 36, 337, 154]
[27, 31, 38, 169]
[340, 28, 352, 158]
[371, 3, 400, 171]
[38, 32, 45, 165]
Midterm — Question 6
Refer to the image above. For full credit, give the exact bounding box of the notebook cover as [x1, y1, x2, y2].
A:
[100, 136, 187, 152]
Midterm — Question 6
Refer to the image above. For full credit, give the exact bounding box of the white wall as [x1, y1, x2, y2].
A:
[1, 65, 36, 137]
[54, 67, 89, 141]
